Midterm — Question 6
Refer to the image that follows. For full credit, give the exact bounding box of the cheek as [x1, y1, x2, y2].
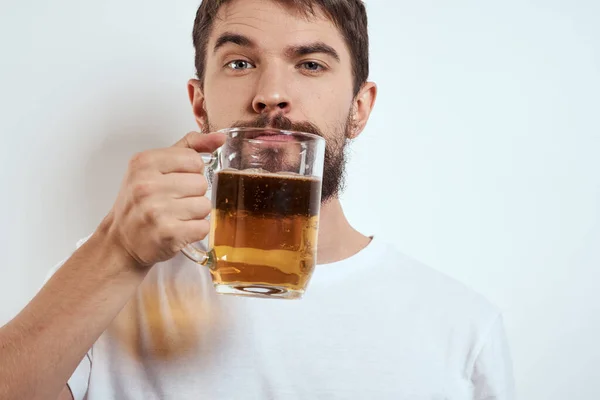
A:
[204, 75, 255, 126]
[300, 86, 349, 130]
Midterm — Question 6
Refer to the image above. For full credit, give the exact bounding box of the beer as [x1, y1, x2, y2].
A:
[208, 169, 321, 299]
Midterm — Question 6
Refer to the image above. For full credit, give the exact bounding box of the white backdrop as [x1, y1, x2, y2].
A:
[1, 0, 599, 398]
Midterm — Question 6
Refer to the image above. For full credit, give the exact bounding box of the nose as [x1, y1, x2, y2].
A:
[251, 65, 292, 116]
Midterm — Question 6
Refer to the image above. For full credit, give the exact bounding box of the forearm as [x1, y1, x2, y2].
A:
[0, 218, 147, 400]
[0, 132, 223, 400]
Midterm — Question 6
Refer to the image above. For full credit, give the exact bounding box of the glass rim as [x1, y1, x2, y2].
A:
[215, 127, 325, 143]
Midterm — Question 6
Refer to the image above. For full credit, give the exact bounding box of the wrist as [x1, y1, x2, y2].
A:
[84, 212, 149, 277]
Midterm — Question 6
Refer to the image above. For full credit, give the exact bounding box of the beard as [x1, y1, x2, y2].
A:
[204, 112, 353, 203]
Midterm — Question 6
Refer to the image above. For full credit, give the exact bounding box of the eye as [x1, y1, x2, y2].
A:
[299, 61, 325, 72]
[226, 60, 256, 70]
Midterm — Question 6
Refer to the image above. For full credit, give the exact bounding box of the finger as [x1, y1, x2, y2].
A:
[180, 219, 211, 244]
[171, 197, 212, 221]
[138, 148, 206, 174]
[172, 132, 226, 153]
[160, 173, 209, 199]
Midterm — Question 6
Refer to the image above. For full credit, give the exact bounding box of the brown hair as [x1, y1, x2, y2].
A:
[192, 0, 369, 96]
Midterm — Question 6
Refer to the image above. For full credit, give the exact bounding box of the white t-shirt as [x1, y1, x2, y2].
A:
[50, 236, 515, 400]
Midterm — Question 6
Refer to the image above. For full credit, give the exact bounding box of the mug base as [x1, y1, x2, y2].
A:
[214, 283, 304, 300]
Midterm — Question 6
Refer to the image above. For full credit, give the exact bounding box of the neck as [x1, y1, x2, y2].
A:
[316, 198, 371, 264]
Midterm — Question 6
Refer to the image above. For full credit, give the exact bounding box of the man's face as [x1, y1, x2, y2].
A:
[191, 0, 367, 201]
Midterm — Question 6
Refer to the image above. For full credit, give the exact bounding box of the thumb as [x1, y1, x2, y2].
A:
[173, 131, 226, 153]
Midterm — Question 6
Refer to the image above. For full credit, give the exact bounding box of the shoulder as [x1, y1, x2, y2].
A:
[374, 238, 501, 333]
[374, 239, 510, 375]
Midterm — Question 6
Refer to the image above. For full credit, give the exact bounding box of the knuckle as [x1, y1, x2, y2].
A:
[158, 221, 179, 250]
[199, 196, 212, 212]
[183, 220, 209, 244]
[164, 237, 181, 256]
[161, 219, 178, 238]
[129, 152, 151, 170]
[175, 132, 196, 149]
[198, 175, 209, 193]
[192, 200, 211, 220]
[142, 201, 162, 224]
[184, 131, 198, 143]
[131, 180, 154, 201]
[198, 159, 207, 173]
[168, 242, 182, 255]
[186, 148, 204, 172]
[196, 219, 210, 238]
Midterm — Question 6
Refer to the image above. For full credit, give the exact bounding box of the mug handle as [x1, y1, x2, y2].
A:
[180, 152, 218, 267]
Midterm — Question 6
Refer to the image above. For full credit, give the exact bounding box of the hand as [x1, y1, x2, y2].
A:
[102, 131, 226, 268]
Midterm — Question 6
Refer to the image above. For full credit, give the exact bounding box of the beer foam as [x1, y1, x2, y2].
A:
[218, 168, 320, 181]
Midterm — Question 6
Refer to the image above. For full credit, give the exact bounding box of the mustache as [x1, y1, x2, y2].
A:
[230, 114, 324, 138]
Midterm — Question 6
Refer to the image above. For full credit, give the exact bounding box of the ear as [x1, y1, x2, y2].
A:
[348, 81, 377, 139]
[187, 79, 208, 131]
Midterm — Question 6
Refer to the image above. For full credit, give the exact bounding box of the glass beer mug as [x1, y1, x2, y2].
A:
[182, 127, 325, 299]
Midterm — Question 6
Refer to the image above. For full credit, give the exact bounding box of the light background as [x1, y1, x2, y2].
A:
[1, 0, 598, 398]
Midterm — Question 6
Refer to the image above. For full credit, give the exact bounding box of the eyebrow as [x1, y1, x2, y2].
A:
[213, 32, 340, 63]
[213, 32, 256, 53]
[285, 42, 340, 62]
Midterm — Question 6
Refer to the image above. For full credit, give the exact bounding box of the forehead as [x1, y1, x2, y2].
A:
[209, 0, 349, 57]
